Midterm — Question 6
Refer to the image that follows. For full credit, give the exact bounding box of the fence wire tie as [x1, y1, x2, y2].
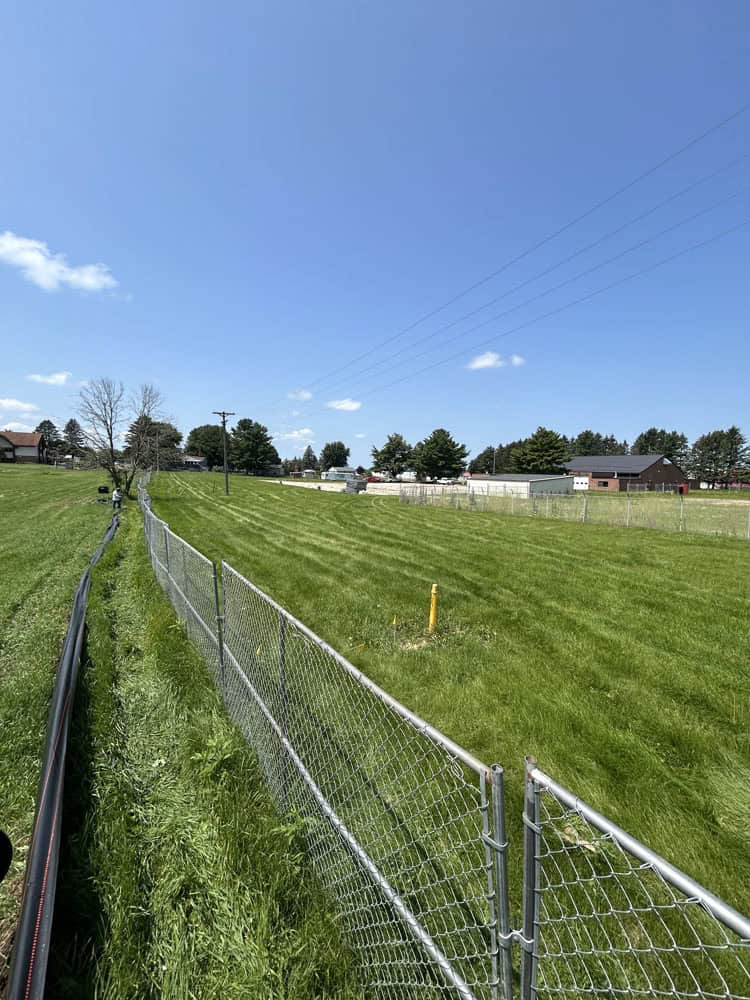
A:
[522, 811, 542, 834]
[481, 832, 508, 853]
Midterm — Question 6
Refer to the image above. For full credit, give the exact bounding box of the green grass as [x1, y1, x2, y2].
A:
[0, 465, 110, 987]
[50, 510, 362, 999]
[150, 471, 750, 918]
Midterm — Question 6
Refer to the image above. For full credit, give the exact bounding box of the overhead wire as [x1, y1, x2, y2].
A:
[318, 151, 750, 396]
[304, 99, 750, 393]
[356, 215, 750, 399]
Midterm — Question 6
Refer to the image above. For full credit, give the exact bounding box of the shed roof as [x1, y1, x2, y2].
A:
[0, 431, 44, 446]
[564, 454, 665, 474]
[472, 473, 573, 482]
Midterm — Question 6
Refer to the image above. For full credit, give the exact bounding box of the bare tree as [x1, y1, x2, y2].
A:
[80, 379, 163, 493]
[79, 378, 126, 487]
[122, 383, 164, 494]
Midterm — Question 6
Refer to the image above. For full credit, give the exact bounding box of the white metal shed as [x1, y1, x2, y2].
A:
[466, 474, 574, 497]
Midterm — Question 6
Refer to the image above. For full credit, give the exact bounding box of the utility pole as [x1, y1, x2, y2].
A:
[492, 445, 498, 475]
[155, 427, 160, 473]
[213, 410, 235, 496]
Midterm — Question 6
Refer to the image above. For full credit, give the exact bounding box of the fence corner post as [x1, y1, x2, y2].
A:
[520, 756, 541, 1000]
[278, 610, 288, 811]
[489, 765, 514, 1000]
[212, 562, 226, 697]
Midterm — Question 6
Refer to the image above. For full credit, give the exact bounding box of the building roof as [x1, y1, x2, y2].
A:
[183, 454, 207, 462]
[472, 473, 574, 482]
[327, 466, 356, 472]
[0, 431, 44, 446]
[564, 454, 666, 474]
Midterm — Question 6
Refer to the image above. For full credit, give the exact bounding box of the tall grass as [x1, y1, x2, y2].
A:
[50, 514, 363, 998]
[150, 472, 750, 918]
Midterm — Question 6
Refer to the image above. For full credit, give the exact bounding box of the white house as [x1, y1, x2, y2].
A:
[322, 466, 358, 481]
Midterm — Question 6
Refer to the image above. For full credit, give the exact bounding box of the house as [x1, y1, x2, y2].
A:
[322, 466, 358, 481]
[183, 454, 208, 471]
[563, 454, 687, 492]
[0, 431, 47, 464]
[302, 468, 317, 478]
[467, 473, 574, 497]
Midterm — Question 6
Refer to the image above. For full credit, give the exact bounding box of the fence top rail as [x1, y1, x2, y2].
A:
[529, 763, 750, 941]
[221, 560, 490, 778]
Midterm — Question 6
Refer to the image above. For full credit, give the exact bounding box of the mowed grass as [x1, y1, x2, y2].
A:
[151, 472, 750, 916]
[0, 465, 110, 986]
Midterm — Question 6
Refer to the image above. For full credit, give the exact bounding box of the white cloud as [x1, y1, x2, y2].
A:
[355, 433, 366, 438]
[0, 398, 39, 412]
[274, 428, 315, 445]
[510, 354, 526, 366]
[0, 231, 117, 292]
[288, 389, 312, 401]
[26, 370, 73, 386]
[290, 409, 301, 417]
[326, 398, 362, 411]
[467, 351, 506, 370]
[1, 421, 34, 432]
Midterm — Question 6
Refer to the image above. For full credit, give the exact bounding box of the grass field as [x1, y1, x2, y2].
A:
[0, 465, 110, 985]
[1, 467, 360, 998]
[151, 471, 750, 917]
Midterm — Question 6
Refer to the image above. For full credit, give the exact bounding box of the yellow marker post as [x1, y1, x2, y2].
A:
[428, 583, 439, 633]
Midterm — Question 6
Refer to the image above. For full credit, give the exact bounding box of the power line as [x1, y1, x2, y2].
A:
[305, 98, 750, 393]
[319, 152, 750, 395]
[356, 215, 750, 399]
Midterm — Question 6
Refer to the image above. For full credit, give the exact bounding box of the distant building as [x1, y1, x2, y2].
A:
[564, 454, 687, 492]
[183, 454, 208, 471]
[467, 473, 574, 498]
[322, 466, 357, 481]
[302, 468, 317, 478]
[0, 431, 47, 464]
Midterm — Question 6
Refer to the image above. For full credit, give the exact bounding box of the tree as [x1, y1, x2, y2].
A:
[120, 384, 164, 493]
[572, 430, 604, 456]
[468, 445, 495, 474]
[632, 428, 688, 467]
[601, 434, 629, 456]
[34, 419, 62, 462]
[690, 430, 726, 487]
[722, 426, 748, 484]
[62, 418, 86, 456]
[126, 420, 182, 469]
[230, 419, 280, 475]
[371, 433, 413, 477]
[301, 445, 318, 470]
[186, 424, 224, 469]
[412, 428, 468, 480]
[319, 441, 350, 471]
[511, 426, 567, 474]
[79, 378, 126, 488]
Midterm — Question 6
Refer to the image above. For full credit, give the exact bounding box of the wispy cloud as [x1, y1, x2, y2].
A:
[466, 351, 526, 370]
[26, 370, 73, 386]
[326, 398, 362, 411]
[274, 428, 315, 445]
[288, 389, 312, 401]
[355, 433, 366, 438]
[0, 398, 40, 412]
[1, 421, 35, 433]
[0, 231, 117, 292]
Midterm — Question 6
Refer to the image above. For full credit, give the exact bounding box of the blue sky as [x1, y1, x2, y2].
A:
[1, 1, 748, 464]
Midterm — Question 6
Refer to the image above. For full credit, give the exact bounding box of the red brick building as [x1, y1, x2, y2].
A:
[563, 454, 687, 492]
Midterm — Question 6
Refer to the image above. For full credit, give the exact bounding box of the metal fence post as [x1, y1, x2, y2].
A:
[746, 505, 750, 541]
[163, 523, 170, 576]
[212, 564, 226, 697]
[581, 493, 588, 524]
[480, 771, 500, 1000]
[679, 494, 685, 533]
[626, 493, 631, 528]
[490, 766, 513, 1000]
[279, 610, 288, 811]
[520, 757, 541, 1000]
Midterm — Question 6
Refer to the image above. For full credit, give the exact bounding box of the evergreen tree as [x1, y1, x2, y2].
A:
[319, 441, 350, 470]
[62, 417, 86, 456]
[572, 430, 604, 456]
[412, 428, 468, 480]
[371, 433, 413, 477]
[34, 419, 61, 450]
[301, 444, 318, 470]
[690, 430, 726, 487]
[468, 445, 495, 474]
[230, 419, 280, 475]
[511, 426, 567, 474]
[632, 428, 687, 465]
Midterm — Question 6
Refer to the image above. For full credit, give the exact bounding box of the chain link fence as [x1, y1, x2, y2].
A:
[137, 477, 750, 999]
[400, 486, 750, 540]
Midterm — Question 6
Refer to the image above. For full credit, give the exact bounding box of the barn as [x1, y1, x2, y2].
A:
[563, 454, 688, 492]
[466, 473, 574, 497]
[0, 431, 47, 464]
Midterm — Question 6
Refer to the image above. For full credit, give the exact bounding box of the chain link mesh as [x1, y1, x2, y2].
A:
[526, 773, 750, 999]
[400, 486, 750, 540]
